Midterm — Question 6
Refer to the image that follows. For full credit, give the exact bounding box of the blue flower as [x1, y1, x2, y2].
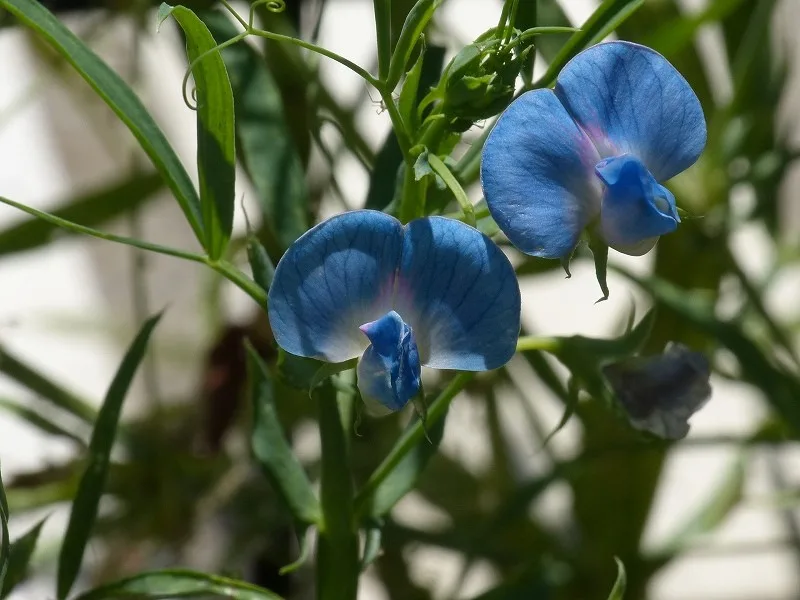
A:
[481, 41, 706, 258]
[602, 342, 712, 439]
[268, 210, 521, 413]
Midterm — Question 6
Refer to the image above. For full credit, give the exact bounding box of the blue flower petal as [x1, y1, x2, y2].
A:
[481, 89, 602, 259]
[555, 41, 706, 182]
[595, 154, 678, 252]
[396, 217, 520, 370]
[357, 311, 421, 412]
[268, 210, 403, 363]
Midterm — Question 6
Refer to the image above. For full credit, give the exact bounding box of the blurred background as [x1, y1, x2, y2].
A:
[1, 0, 800, 598]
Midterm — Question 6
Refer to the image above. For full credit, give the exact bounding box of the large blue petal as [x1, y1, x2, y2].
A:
[481, 89, 602, 259]
[268, 210, 403, 363]
[555, 41, 706, 182]
[396, 217, 520, 370]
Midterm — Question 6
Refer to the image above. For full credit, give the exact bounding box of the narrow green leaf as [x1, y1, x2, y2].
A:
[246, 235, 275, 295]
[0, 465, 9, 594]
[364, 408, 448, 519]
[607, 557, 627, 600]
[71, 569, 285, 600]
[536, 0, 644, 88]
[203, 10, 308, 251]
[398, 38, 426, 132]
[0, 398, 85, 446]
[374, 0, 391, 79]
[0, 344, 96, 424]
[1, 518, 47, 598]
[246, 342, 321, 525]
[386, 0, 443, 90]
[0, 173, 163, 258]
[0, 0, 204, 243]
[162, 4, 235, 260]
[57, 313, 163, 600]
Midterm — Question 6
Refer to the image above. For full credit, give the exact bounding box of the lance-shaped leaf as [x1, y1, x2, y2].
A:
[607, 557, 627, 600]
[1, 518, 47, 598]
[246, 343, 320, 525]
[386, 0, 443, 90]
[71, 569, 284, 600]
[160, 4, 236, 260]
[0, 0, 204, 243]
[57, 313, 162, 600]
[203, 10, 308, 251]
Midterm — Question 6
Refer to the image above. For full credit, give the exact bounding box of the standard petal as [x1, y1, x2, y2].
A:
[396, 217, 520, 371]
[555, 41, 706, 181]
[268, 210, 403, 362]
[481, 89, 602, 259]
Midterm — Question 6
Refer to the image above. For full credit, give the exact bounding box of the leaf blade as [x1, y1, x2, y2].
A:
[386, 0, 443, 90]
[56, 313, 163, 600]
[71, 569, 285, 600]
[163, 4, 236, 259]
[1, 518, 47, 598]
[246, 343, 321, 525]
[203, 10, 308, 251]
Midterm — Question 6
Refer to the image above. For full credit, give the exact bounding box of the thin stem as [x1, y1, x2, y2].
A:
[426, 153, 475, 226]
[516, 336, 562, 354]
[0, 196, 208, 265]
[503, 0, 520, 44]
[207, 260, 267, 307]
[316, 382, 359, 600]
[247, 27, 381, 89]
[378, 89, 413, 157]
[355, 372, 474, 514]
[0, 196, 266, 308]
[397, 161, 426, 223]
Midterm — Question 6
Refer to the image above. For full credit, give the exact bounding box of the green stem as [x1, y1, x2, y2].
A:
[378, 89, 413, 157]
[207, 260, 267, 307]
[373, 0, 391, 80]
[426, 153, 475, 226]
[0, 195, 267, 308]
[503, 0, 520, 44]
[355, 372, 474, 513]
[516, 336, 562, 353]
[246, 27, 381, 89]
[397, 161, 426, 223]
[316, 383, 359, 600]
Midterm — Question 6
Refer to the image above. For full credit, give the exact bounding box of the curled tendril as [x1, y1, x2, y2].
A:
[247, 0, 285, 26]
[180, 32, 249, 111]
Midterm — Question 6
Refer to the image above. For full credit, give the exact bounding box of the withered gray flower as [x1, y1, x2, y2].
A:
[602, 342, 712, 439]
